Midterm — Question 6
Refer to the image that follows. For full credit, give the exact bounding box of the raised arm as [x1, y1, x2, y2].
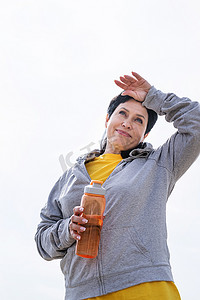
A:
[115, 72, 200, 183]
[145, 86, 200, 182]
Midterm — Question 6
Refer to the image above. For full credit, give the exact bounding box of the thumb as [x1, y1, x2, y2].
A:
[121, 90, 136, 98]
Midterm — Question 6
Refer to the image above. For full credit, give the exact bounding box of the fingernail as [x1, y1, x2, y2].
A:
[82, 218, 88, 223]
[77, 235, 81, 240]
[79, 207, 84, 212]
[80, 227, 86, 231]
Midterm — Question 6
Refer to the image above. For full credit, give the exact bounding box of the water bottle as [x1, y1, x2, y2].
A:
[76, 180, 106, 258]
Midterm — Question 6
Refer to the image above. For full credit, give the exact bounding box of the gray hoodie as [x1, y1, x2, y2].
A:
[35, 87, 200, 300]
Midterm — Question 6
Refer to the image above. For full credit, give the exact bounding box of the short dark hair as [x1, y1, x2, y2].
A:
[107, 93, 158, 134]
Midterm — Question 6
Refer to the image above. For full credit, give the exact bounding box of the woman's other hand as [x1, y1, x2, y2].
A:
[114, 72, 151, 102]
[69, 206, 88, 241]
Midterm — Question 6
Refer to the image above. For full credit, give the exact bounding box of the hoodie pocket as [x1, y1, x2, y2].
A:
[101, 225, 152, 275]
[60, 244, 98, 288]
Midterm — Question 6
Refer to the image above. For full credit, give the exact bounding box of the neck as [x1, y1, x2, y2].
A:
[104, 143, 121, 155]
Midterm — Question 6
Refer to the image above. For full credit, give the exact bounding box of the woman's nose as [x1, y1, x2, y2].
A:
[122, 120, 132, 129]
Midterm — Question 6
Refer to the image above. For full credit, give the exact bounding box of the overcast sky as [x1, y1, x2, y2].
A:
[0, 1, 200, 299]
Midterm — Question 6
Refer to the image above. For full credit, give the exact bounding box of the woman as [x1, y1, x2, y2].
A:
[35, 72, 200, 300]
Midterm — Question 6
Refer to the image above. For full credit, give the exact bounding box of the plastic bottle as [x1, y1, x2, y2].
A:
[76, 180, 106, 258]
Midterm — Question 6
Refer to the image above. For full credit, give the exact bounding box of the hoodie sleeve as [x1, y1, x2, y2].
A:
[143, 86, 200, 183]
[35, 172, 75, 261]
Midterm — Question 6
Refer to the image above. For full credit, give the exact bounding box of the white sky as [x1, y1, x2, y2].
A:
[0, 1, 200, 299]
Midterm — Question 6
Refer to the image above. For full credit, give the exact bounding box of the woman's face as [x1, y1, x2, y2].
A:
[105, 100, 149, 154]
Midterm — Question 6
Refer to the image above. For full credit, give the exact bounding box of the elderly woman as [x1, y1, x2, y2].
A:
[35, 72, 200, 300]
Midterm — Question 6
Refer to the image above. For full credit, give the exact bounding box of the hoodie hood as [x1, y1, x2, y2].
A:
[76, 142, 154, 165]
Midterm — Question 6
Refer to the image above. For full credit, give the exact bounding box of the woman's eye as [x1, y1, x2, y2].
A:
[119, 110, 126, 116]
[135, 118, 143, 124]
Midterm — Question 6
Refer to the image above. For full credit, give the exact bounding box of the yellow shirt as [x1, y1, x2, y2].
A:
[85, 153, 181, 300]
[86, 153, 123, 183]
[86, 281, 181, 300]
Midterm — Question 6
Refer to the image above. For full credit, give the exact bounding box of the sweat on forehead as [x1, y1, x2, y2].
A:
[107, 93, 158, 134]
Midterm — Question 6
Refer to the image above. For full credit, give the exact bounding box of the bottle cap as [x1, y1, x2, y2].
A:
[84, 180, 106, 196]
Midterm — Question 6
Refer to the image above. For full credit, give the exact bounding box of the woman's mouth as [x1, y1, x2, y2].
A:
[116, 129, 132, 137]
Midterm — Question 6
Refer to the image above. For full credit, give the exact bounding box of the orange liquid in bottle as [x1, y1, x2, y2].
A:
[76, 215, 103, 258]
[76, 181, 106, 258]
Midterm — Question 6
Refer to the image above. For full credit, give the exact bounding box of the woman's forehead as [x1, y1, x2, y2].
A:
[116, 100, 148, 116]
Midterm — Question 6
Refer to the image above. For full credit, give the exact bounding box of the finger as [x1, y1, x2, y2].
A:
[71, 215, 88, 225]
[69, 220, 87, 241]
[73, 206, 84, 215]
[131, 72, 144, 81]
[71, 222, 86, 234]
[114, 80, 128, 90]
[121, 90, 130, 96]
[119, 76, 130, 85]
[70, 229, 82, 241]
[121, 90, 137, 98]
[124, 75, 137, 83]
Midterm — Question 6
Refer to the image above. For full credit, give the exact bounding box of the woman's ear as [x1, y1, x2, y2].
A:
[105, 114, 109, 128]
[140, 132, 149, 143]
